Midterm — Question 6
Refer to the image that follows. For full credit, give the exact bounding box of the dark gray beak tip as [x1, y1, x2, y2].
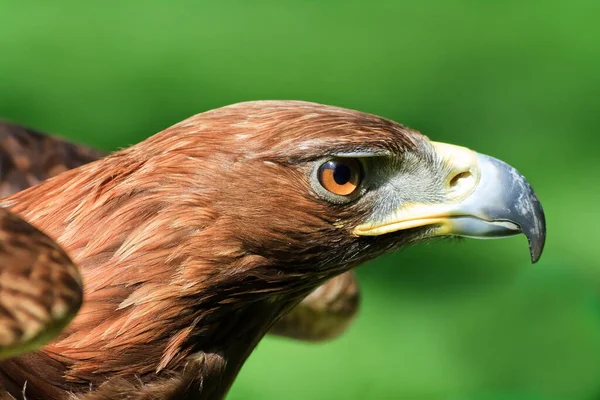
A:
[525, 195, 546, 264]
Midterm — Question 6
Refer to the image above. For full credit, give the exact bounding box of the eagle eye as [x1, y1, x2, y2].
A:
[317, 158, 363, 197]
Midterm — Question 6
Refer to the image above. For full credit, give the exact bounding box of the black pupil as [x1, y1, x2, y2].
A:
[332, 162, 352, 185]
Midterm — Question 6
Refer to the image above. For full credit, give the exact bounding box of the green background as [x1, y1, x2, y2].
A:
[1, 1, 599, 399]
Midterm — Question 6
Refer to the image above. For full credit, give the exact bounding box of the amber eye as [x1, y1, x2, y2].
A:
[317, 158, 363, 196]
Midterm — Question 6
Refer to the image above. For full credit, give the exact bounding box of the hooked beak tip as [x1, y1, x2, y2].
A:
[522, 195, 546, 264]
[479, 153, 547, 264]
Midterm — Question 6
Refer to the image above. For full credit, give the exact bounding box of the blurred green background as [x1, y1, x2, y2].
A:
[1, 1, 599, 399]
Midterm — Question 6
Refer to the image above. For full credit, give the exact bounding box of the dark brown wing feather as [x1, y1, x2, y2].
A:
[269, 269, 359, 342]
[0, 120, 360, 344]
[0, 207, 83, 360]
[0, 122, 104, 197]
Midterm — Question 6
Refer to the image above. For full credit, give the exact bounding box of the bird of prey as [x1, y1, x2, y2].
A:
[0, 101, 545, 399]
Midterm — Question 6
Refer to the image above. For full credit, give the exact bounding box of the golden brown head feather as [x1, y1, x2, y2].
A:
[0, 101, 427, 399]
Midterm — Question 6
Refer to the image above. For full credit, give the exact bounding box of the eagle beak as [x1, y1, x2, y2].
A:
[353, 142, 546, 263]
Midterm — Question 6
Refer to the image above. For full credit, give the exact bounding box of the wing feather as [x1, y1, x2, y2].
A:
[0, 207, 82, 359]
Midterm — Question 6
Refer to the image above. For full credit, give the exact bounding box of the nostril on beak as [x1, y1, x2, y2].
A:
[447, 170, 476, 199]
[449, 171, 472, 188]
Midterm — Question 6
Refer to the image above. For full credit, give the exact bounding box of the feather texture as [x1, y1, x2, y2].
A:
[0, 120, 362, 346]
[0, 101, 423, 399]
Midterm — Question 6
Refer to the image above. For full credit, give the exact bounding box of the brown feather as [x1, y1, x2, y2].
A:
[0, 122, 104, 197]
[268, 268, 360, 342]
[0, 207, 82, 361]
